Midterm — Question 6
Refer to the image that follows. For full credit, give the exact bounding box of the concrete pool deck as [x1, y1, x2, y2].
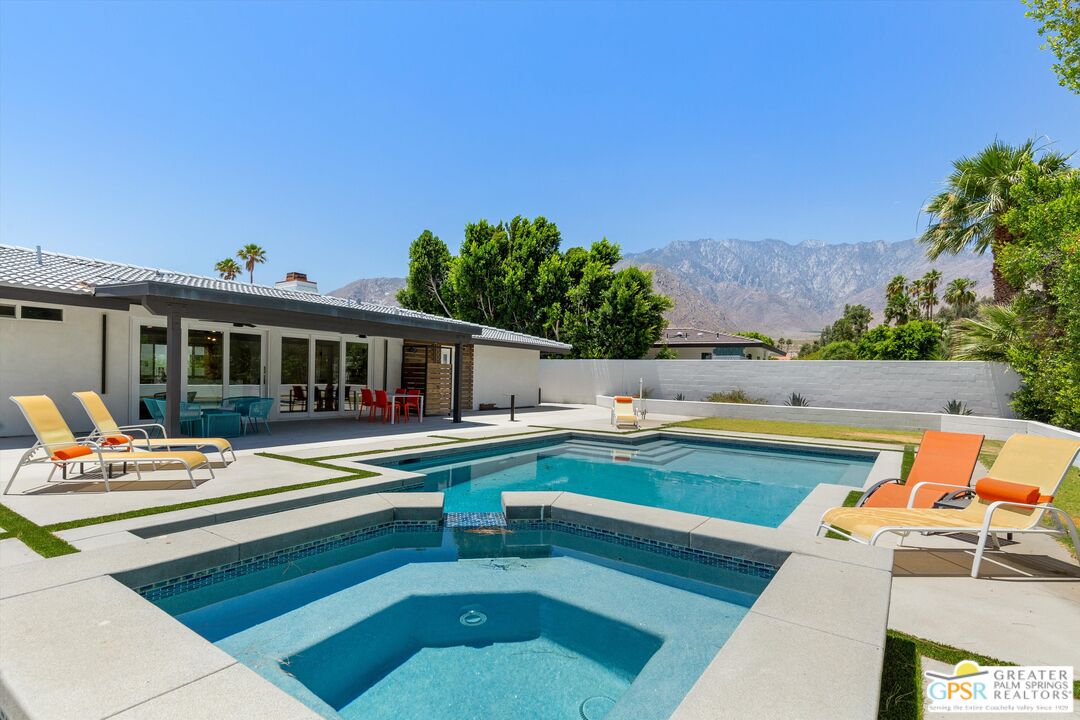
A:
[2, 405, 1077, 717]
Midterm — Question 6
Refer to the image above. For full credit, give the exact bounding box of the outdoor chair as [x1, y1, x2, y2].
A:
[611, 396, 639, 429]
[245, 397, 273, 435]
[818, 435, 1080, 578]
[371, 390, 392, 422]
[73, 391, 235, 463]
[857, 430, 985, 508]
[358, 388, 375, 420]
[4, 395, 214, 494]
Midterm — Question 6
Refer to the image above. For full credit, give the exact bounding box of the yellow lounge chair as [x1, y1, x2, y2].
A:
[73, 391, 236, 464]
[818, 434, 1080, 578]
[611, 396, 639, 429]
[4, 395, 214, 494]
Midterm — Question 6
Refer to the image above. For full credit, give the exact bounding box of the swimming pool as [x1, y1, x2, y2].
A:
[150, 525, 765, 720]
[373, 435, 874, 526]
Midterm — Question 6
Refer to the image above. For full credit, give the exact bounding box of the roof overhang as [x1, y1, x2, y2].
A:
[471, 336, 571, 354]
[90, 281, 481, 343]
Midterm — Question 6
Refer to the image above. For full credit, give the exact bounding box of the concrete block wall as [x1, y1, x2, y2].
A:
[540, 359, 1021, 417]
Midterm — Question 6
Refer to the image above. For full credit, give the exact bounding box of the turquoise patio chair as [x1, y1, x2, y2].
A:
[245, 397, 273, 435]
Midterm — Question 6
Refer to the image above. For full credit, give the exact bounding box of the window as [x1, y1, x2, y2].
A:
[0, 305, 15, 318]
[344, 342, 368, 411]
[187, 330, 224, 405]
[279, 337, 309, 413]
[20, 306, 63, 321]
[314, 340, 340, 412]
[139, 327, 168, 384]
[229, 333, 262, 385]
[700, 352, 710, 360]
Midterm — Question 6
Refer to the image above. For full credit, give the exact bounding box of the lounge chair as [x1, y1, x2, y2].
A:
[73, 391, 236, 463]
[818, 434, 1080, 578]
[611, 396, 639, 429]
[857, 430, 984, 508]
[4, 395, 214, 494]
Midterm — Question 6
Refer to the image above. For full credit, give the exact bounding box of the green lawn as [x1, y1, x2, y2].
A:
[675, 417, 926, 446]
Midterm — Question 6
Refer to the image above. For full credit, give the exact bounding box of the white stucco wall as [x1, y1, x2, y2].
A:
[0, 301, 132, 437]
[539, 359, 1021, 417]
[472, 345, 540, 409]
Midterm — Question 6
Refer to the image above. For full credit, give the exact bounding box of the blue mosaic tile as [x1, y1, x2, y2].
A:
[444, 512, 507, 528]
[136, 519, 441, 601]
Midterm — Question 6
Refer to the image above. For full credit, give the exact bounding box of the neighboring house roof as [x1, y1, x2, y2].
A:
[0, 244, 571, 354]
[654, 327, 783, 355]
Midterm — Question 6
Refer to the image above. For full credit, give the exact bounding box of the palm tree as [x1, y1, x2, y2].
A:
[950, 304, 1023, 361]
[884, 275, 910, 326]
[886, 274, 907, 298]
[921, 269, 942, 320]
[215, 258, 242, 281]
[943, 277, 978, 315]
[920, 138, 1071, 302]
[237, 244, 268, 283]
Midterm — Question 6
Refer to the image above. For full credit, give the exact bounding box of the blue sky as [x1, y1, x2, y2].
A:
[1, 1, 1077, 289]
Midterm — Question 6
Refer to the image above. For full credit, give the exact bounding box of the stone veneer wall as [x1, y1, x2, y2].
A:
[539, 359, 1021, 417]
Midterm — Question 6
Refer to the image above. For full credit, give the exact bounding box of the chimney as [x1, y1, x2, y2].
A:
[275, 271, 319, 294]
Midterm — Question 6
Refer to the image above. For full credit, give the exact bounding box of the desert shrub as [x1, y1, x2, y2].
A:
[706, 389, 766, 404]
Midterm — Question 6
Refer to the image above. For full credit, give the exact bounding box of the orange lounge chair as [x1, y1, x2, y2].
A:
[857, 430, 984, 509]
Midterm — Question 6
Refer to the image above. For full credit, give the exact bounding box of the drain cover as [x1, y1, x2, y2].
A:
[580, 695, 616, 720]
[459, 609, 487, 626]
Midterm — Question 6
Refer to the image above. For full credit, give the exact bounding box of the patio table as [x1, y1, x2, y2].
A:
[389, 393, 424, 424]
[201, 408, 243, 438]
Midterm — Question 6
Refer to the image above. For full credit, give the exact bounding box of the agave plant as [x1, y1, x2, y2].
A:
[785, 392, 810, 407]
[673, 392, 686, 401]
[942, 399, 973, 415]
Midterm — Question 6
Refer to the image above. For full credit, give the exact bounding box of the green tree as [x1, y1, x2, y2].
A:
[920, 139, 1071, 302]
[1023, 0, 1080, 94]
[920, 269, 943, 320]
[943, 277, 978, 317]
[816, 340, 858, 359]
[998, 164, 1080, 428]
[655, 343, 678, 359]
[236, 244, 268, 283]
[856, 321, 944, 360]
[884, 275, 913, 325]
[592, 267, 673, 359]
[215, 258, 241, 280]
[397, 230, 454, 316]
[738, 331, 776, 346]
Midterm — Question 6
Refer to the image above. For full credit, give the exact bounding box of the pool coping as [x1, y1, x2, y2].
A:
[0, 489, 892, 720]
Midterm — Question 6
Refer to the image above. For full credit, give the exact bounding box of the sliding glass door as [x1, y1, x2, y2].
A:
[314, 340, 340, 412]
[138, 326, 168, 419]
[279, 337, 310, 413]
[344, 341, 369, 411]
[187, 330, 224, 406]
[228, 332, 264, 399]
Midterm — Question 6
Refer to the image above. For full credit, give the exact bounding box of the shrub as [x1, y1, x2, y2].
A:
[672, 392, 686, 401]
[818, 341, 858, 360]
[856, 321, 944, 360]
[706, 389, 766, 404]
[655, 344, 678, 360]
[785, 392, 810, 407]
[941, 399, 973, 415]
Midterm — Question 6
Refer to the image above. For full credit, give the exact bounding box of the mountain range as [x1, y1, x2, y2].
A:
[329, 237, 992, 339]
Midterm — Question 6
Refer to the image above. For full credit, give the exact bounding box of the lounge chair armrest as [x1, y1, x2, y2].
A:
[856, 477, 902, 507]
[117, 423, 165, 439]
[906, 481, 973, 508]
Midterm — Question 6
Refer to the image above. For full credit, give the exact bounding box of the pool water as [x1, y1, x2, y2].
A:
[156, 528, 763, 720]
[375, 436, 874, 526]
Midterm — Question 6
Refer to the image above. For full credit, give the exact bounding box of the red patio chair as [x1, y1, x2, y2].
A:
[371, 390, 392, 423]
[358, 388, 375, 421]
[403, 389, 422, 421]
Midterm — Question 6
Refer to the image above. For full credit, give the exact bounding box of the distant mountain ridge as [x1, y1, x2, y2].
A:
[329, 237, 992, 339]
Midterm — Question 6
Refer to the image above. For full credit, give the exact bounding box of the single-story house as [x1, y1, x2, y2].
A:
[647, 327, 784, 360]
[0, 244, 570, 437]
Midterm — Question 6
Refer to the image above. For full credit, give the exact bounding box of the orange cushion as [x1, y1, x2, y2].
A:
[975, 477, 1040, 506]
[51, 445, 93, 461]
[613, 396, 634, 403]
[102, 434, 133, 446]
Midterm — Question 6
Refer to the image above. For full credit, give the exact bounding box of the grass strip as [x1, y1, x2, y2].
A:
[879, 632, 922, 720]
[43, 469, 379, 533]
[674, 417, 924, 446]
[0, 503, 79, 557]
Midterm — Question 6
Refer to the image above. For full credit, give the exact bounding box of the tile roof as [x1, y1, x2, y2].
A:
[656, 327, 765, 346]
[0, 244, 571, 352]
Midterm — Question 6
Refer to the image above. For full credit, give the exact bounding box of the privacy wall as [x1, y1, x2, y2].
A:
[539, 359, 1021, 417]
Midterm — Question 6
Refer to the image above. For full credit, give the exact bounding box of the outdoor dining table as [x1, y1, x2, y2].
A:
[389, 392, 424, 424]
